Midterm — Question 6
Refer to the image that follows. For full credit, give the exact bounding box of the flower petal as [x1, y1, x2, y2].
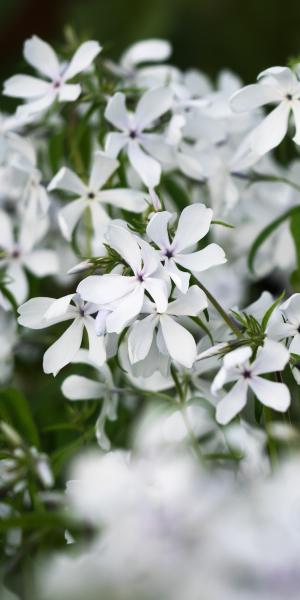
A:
[249, 376, 290, 411]
[106, 223, 142, 273]
[58, 83, 81, 102]
[97, 188, 147, 212]
[230, 83, 282, 112]
[135, 87, 172, 131]
[146, 210, 172, 250]
[24, 36, 60, 79]
[23, 250, 59, 277]
[58, 199, 87, 240]
[48, 167, 86, 196]
[105, 92, 130, 131]
[62, 375, 106, 400]
[216, 379, 248, 425]
[78, 274, 136, 305]
[159, 314, 197, 368]
[128, 140, 161, 187]
[173, 204, 213, 252]
[3, 75, 50, 98]
[84, 316, 106, 366]
[250, 102, 290, 155]
[121, 39, 171, 70]
[252, 339, 289, 375]
[128, 314, 158, 363]
[167, 285, 207, 316]
[106, 285, 144, 333]
[62, 41, 101, 81]
[176, 243, 226, 272]
[165, 258, 190, 293]
[43, 319, 84, 376]
[105, 132, 128, 157]
[143, 277, 168, 312]
[89, 152, 119, 191]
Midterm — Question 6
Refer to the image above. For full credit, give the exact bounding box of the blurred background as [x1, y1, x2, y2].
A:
[1, 0, 300, 83]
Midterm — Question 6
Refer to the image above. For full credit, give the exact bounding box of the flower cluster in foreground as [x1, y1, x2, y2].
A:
[2, 33, 300, 600]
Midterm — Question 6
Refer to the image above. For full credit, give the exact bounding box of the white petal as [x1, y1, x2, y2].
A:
[249, 377, 290, 411]
[106, 285, 144, 333]
[78, 274, 136, 304]
[128, 314, 158, 363]
[167, 285, 207, 316]
[97, 188, 147, 212]
[6, 263, 28, 304]
[165, 258, 190, 293]
[89, 202, 110, 236]
[3, 75, 50, 98]
[216, 379, 248, 425]
[105, 93, 130, 131]
[121, 39, 171, 70]
[62, 375, 105, 400]
[105, 132, 128, 157]
[223, 346, 252, 369]
[135, 87, 172, 130]
[146, 210, 172, 249]
[289, 334, 300, 356]
[24, 36, 60, 79]
[159, 314, 196, 368]
[173, 204, 213, 252]
[48, 166, 86, 195]
[16, 93, 55, 117]
[292, 102, 300, 145]
[176, 243, 226, 272]
[258, 66, 298, 89]
[252, 339, 289, 375]
[43, 319, 84, 376]
[281, 293, 300, 322]
[128, 140, 161, 187]
[0, 210, 14, 249]
[58, 199, 87, 240]
[44, 294, 75, 321]
[23, 250, 58, 276]
[18, 297, 59, 329]
[58, 83, 81, 102]
[250, 102, 290, 155]
[106, 223, 141, 273]
[89, 152, 119, 190]
[139, 239, 161, 276]
[144, 277, 168, 312]
[62, 41, 101, 81]
[230, 83, 282, 112]
[84, 316, 106, 366]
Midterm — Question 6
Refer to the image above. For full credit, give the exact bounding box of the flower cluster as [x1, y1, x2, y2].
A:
[2, 32, 300, 600]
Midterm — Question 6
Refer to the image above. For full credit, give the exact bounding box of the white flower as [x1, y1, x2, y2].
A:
[107, 39, 172, 79]
[3, 36, 101, 117]
[48, 151, 148, 240]
[78, 223, 169, 334]
[17, 293, 106, 376]
[268, 293, 300, 355]
[105, 87, 173, 187]
[128, 285, 207, 368]
[230, 67, 300, 155]
[212, 340, 290, 425]
[146, 203, 226, 292]
[0, 210, 58, 304]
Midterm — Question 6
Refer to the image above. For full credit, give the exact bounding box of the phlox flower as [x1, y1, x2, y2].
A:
[17, 293, 106, 376]
[128, 285, 207, 368]
[107, 39, 172, 79]
[0, 210, 58, 304]
[78, 223, 169, 334]
[48, 151, 148, 241]
[3, 36, 101, 117]
[267, 293, 300, 355]
[230, 66, 300, 155]
[212, 340, 290, 425]
[146, 203, 226, 292]
[105, 87, 173, 187]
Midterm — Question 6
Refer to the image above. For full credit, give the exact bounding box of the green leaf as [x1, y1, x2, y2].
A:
[211, 220, 235, 229]
[0, 388, 39, 447]
[162, 176, 191, 211]
[261, 291, 285, 332]
[248, 206, 300, 273]
[290, 210, 300, 291]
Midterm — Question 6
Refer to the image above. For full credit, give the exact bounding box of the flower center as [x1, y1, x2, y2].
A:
[164, 248, 174, 259]
[53, 79, 61, 89]
[137, 273, 144, 282]
[286, 93, 293, 101]
[129, 130, 138, 139]
[88, 192, 95, 199]
[242, 368, 252, 379]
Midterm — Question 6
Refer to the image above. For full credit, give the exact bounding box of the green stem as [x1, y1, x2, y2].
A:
[191, 275, 242, 338]
[263, 406, 278, 469]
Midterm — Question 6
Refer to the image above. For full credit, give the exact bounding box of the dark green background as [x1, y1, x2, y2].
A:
[1, 0, 300, 82]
